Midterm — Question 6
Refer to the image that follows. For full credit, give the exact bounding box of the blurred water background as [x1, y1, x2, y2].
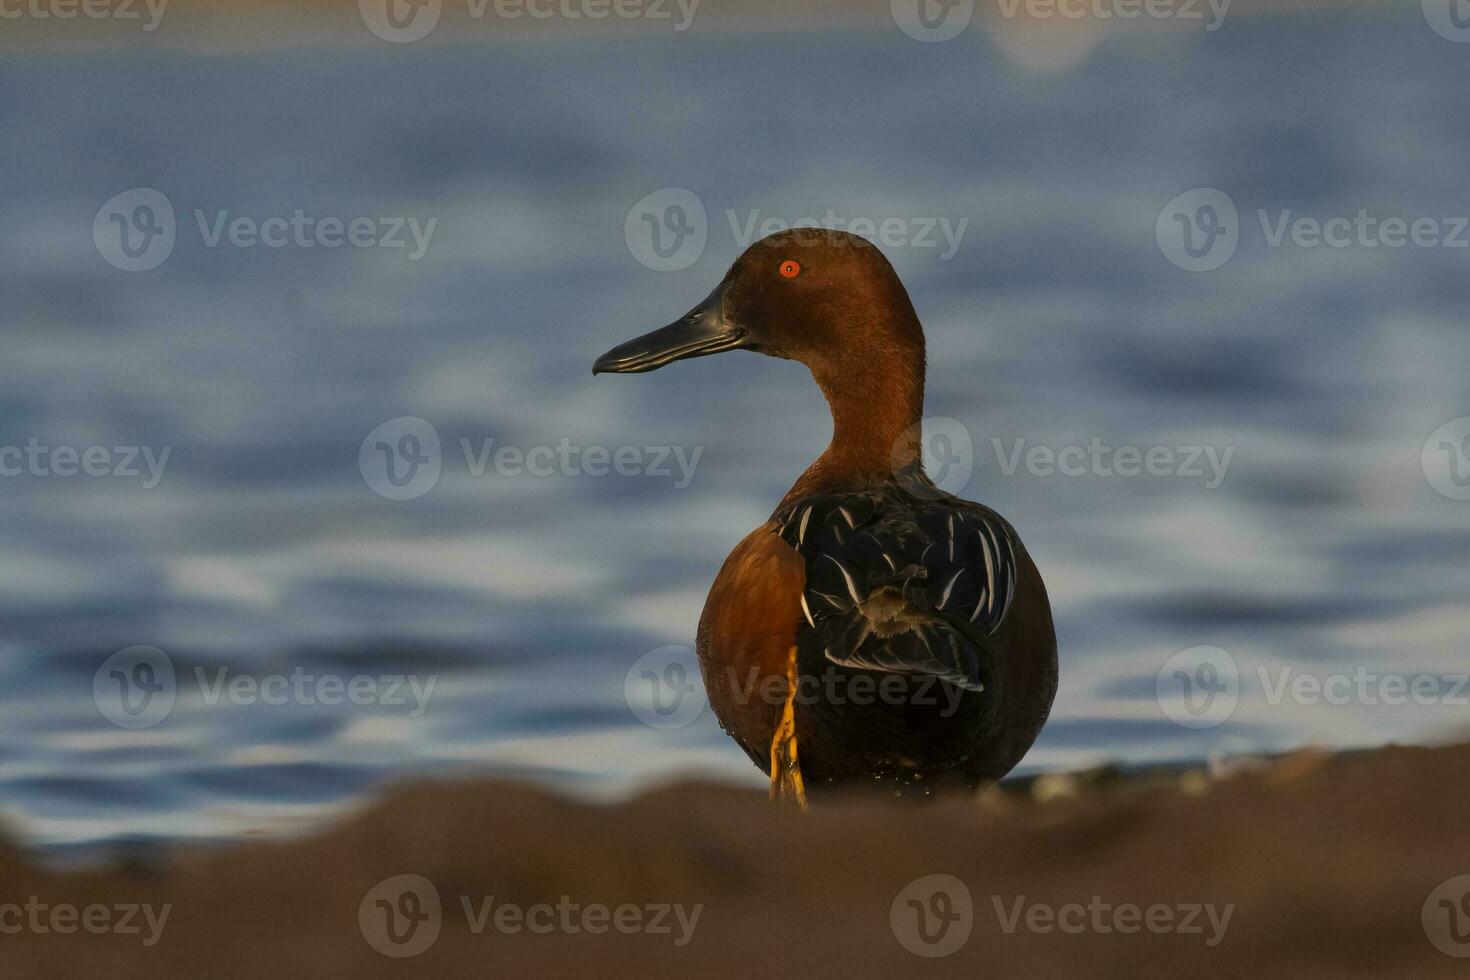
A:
[1, 3, 1468, 853]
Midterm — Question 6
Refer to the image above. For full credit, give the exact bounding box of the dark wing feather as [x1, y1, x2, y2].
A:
[774, 486, 1017, 692]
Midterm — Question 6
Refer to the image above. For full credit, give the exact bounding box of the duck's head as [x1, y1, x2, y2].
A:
[593, 229, 924, 385]
[594, 229, 929, 489]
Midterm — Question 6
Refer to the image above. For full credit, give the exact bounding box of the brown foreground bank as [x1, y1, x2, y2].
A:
[2, 742, 1468, 977]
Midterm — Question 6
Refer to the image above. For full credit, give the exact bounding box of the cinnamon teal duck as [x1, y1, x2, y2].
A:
[594, 229, 1057, 803]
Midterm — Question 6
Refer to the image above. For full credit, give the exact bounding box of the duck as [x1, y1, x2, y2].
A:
[594, 229, 1057, 803]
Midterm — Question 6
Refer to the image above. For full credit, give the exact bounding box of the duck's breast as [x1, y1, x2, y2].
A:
[695, 524, 806, 771]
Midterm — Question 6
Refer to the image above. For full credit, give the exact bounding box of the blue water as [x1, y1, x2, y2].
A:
[2, 10, 1469, 849]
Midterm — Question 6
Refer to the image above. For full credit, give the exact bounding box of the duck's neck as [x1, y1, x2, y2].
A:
[782, 348, 926, 504]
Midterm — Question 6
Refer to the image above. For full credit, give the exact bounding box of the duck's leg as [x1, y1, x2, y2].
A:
[769, 646, 808, 808]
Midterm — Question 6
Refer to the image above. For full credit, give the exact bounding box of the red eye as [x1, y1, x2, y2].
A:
[778, 259, 801, 279]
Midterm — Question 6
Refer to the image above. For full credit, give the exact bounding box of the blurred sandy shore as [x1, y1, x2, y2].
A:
[1, 742, 1466, 977]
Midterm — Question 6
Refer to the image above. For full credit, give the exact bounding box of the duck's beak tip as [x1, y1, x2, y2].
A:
[591, 347, 658, 376]
[592, 283, 743, 376]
